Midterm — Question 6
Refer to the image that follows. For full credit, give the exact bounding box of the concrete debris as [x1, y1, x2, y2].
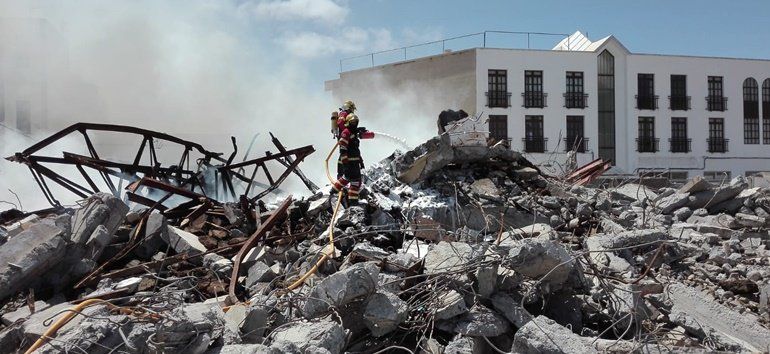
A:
[513, 315, 598, 354]
[363, 291, 408, 336]
[668, 283, 770, 352]
[2, 130, 770, 353]
[269, 317, 347, 353]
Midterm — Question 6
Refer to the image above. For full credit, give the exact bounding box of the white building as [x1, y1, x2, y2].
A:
[325, 31, 770, 182]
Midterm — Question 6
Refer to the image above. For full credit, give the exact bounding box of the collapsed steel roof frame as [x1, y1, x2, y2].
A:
[6, 122, 316, 207]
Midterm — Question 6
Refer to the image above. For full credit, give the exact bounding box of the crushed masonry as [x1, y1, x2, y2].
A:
[1, 122, 770, 353]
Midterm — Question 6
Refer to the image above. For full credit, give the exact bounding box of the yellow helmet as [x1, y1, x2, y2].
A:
[345, 113, 359, 127]
[342, 100, 356, 112]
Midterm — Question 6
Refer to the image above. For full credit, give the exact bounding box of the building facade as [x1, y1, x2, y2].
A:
[326, 31, 770, 182]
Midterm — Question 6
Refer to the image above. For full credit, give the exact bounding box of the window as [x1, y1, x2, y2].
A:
[668, 171, 689, 180]
[16, 100, 30, 135]
[762, 79, 770, 144]
[524, 70, 545, 108]
[523, 115, 546, 152]
[565, 116, 586, 152]
[670, 75, 689, 110]
[704, 171, 731, 184]
[487, 70, 509, 107]
[707, 76, 726, 111]
[597, 50, 616, 163]
[743, 78, 760, 144]
[708, 118, 727, 153]
[636, 74, 657, 110]
[565, 71, 586, 108]
[670, 117, 689, 153]
[637, 117, 657, 152]
[488, 115, 508, 146]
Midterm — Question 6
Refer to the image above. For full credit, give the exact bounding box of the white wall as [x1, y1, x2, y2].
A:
[625, 54, 770, 177]
[474, 45, 770, 178]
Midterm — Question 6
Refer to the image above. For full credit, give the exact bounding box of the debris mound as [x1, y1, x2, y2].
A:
[2, 132, 770, 353]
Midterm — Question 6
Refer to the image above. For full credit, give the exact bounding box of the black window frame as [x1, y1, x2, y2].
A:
[637, 116, 657, 152]
[523, 115, 546, 152]
[524, 70, 546, 108]
[636, 73, 657, 110]
[707, 76, 726, 111]
[565, 115, 586, 152]
[670, 117, 689, 153]
[670, 75, 690, 110]
[708, 118, 728, 153]
[487, 69, 510, 108]
[743, 78, 760, 144]
[488, 115, 509, 146]
[565, 71, 586, 109]
[597, 50, 616, 163]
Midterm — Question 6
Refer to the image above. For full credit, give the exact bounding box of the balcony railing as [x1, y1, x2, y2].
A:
[636, 137, 659, 152]
[706, 96, 727, 111]
[707, 138, 729, 153]
[669, 95, 691, 111]
[635, 95, 659, 110]
[522, 137, 548, 153]
[486, 91, 512, 108]
[669, 138, 691, 153]
[563, 92, 588, 109]
[563, 137, 588, 153]
[522, 92, 547, 108]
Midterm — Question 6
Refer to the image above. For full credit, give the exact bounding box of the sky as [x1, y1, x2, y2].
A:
[2, 0, 770, 209]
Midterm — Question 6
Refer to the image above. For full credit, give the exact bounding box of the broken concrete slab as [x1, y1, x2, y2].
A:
[687, 177, 748, 210]
[513, 315, 598, 354]
[506, 237, 575, 290]
[423, 241, 474, 275]
[490, 293, 533, 328]
[435, 290, 468, 320]
[0, 223, 67, 302]
[585, 229, 668, 273]
[135, 212, 168, 258]
[657, 193, 691, 214]
[440, 305, 510, 337]
[735, 213, 767, 228]
[69, 192, 128, 245]
[363, 291, 408, 337]
[678, 175, 712, 194]
[303, 261, 379, 318]
[612, 183, 658, 201]
[469, 178, 500, 198]
[164, 225, 207, 255]
[246, 261, 278, 289]
[206, 344, 282, 354]
[270, 317, 347, 353]
[1, 214, 40, 239]
[667, 282, 770, 352]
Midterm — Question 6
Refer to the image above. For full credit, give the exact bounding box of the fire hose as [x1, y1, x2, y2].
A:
[285, 142, 342, 291]
[24, 299, 159, 354]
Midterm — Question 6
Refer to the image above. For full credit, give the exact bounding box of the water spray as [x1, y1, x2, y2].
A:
[369, 131, 410, 149]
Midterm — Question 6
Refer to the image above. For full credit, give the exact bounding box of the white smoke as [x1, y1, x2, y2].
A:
[0, 0, 444, 210]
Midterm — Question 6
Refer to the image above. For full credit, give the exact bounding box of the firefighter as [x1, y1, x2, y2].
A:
[331, 112, 374, 205]
[333, 100, 356, 177]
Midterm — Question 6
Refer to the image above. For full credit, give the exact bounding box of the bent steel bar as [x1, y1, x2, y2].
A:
[7, 122, 315, 206]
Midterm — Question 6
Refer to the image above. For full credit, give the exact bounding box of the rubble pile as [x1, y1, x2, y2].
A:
[1, 133, 770, 353]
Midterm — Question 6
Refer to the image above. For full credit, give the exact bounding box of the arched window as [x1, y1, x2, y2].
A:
[743, 78, 759, 144]
[762, 78, 770, 144]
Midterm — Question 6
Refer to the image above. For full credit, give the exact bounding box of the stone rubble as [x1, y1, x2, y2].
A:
[1, 132, 770, 353]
